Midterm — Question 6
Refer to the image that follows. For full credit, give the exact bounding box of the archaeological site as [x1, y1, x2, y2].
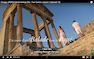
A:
[0, 3, 94, 56]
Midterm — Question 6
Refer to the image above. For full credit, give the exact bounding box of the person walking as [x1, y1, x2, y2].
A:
[72, 20, 85, 37]
[58, 26, 68, 46]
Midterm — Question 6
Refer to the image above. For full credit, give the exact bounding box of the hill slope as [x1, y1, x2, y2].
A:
[42, 20, 94, 56]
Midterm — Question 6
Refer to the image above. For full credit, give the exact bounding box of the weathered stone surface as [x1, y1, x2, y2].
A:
[8, 13, 15, 52]
[32, 12, 43, 48]
[0, 3, 57, 56]
[23, 27, 34, 36]
[4, 20, 94, 56]
[3, 21, 9, 54]
[1, 3, 94, 56]
[17, 4, 23, 43]
[51, 22, 63, 48]
[0, 22, 6, 55]
[42, 20, 94, 56]
[43, 17, 56, 48]
[3, 3, 17, 22]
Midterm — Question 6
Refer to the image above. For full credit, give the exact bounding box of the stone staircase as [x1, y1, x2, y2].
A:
[42, 31, 94, 56]
[6, 40, 59, 56]
[6, 41, 40, 56]
[42, 20, 94, 56]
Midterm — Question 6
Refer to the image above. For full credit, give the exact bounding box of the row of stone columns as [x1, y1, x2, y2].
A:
[42, 17, 63, 48]
[32, 12, 63, 48]
[8, 4, 63, 52]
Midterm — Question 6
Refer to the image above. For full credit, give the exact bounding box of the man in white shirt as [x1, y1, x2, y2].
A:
[72, 20, 85, 37]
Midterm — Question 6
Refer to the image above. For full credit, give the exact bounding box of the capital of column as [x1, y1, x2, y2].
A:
[41, 16, 53, 23]
[17, 3, 22, 7]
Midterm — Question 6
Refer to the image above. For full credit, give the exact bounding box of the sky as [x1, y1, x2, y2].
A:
[0, 3, 94, 48]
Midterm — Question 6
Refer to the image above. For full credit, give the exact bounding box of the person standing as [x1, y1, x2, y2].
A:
[58, 26, 68, 46]
[72, 20, 85, 37]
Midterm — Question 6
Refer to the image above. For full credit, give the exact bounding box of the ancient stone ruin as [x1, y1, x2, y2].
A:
[0, 3, 94, 56]
[43, 20, 94, 56]
[0, 3, 63, 56]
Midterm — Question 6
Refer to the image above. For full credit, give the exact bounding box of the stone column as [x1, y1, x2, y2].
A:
[8, 12, 15, 52]
[51, 21, 63, 48]
[32, 12, 43, 47]
[17, 4, 23, 44]
[44, 27, 50, 47]
[42, 17, 55, 48]
[4, 18, 10, 54]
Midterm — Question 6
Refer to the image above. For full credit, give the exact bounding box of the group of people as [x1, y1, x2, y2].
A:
[58, 20, 85, 46]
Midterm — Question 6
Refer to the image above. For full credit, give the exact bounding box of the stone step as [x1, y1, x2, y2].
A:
[66, 35, 94, 55]
[64, 33, 94, 52]
[83, 27, 94, 34]
[68, 31, 94, 47]
[23, 41, 44, 56]
[66, 34, 94, 55]
[42, 37, 94, 56]
[66, 37, 94, 56]
[70, 36, 92, 49]
[22, 43, 33, 56]
[68, 31, 93, 46]
[42, 30, 94, 56]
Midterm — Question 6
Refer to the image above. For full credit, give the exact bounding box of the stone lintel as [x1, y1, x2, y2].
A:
[23, 3, 53, 21]
[38, 20, 50, 31]
[23, 27, 35, 36]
